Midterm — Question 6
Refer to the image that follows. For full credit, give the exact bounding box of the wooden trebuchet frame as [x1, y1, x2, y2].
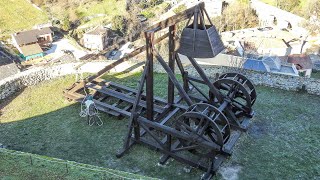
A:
[64, 2, 257, 179]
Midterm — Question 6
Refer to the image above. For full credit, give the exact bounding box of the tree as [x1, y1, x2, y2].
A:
[275, 0, 300, 12]
[61, 16, 71, 31]
[301, 0, 320, 35]
[212, 1, 259, 32]
[111, 15, 127, 36]
[303, 0, 320, 19]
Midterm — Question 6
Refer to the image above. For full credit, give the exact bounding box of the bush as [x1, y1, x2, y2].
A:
[173, 4, 187, 14]
[61, 17, 71, 31]
[111, 15, 127, 36]
[141, 11, 155, 18]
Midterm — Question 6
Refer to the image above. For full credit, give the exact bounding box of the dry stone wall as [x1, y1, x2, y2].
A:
[154, 63, 320, 95]
[1, 60, 320, 100]
[0, 61, 143, 100]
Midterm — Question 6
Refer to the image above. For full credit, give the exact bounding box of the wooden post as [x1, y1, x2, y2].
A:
[168, 25, 176, 105]
[145, 32, 154, 121]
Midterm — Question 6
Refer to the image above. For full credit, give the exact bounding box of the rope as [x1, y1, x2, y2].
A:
[79, 89, 103, 126]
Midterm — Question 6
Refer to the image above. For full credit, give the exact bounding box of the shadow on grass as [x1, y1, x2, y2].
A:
[0, 73, 320, 180]
[0, 102, 204, 180]
[0, 87, 26, 118]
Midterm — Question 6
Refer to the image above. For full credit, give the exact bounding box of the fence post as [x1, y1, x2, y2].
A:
[65, 163, 69, 174]
[29, 155, 33, 165]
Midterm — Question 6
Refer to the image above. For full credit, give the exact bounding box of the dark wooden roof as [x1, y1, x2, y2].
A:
[13, 27, 53, 45]
[287, 54, 312, 70]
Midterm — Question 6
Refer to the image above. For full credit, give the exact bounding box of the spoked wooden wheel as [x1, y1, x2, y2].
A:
[210, 73, 256, 118]
[175, 103, 230, 155]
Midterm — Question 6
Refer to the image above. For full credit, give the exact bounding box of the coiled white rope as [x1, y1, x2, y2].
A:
[79, 89, 103, 126]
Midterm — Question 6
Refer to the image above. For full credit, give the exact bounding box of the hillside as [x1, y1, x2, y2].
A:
[43, 0, 126, 24]
[0, 0, 48, 35]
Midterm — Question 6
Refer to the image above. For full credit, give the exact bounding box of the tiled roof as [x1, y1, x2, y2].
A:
[85, 26, 111, 36]
[13, 27, 53, 45]
[20, 44, 43, 56]
[287, 54, 313, 70]
[243, 59, 269, 72]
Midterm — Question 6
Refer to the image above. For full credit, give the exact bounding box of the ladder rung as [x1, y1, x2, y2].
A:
[221, 124, 228, 133]
[202, 106, 209, 114]
[242, 80, 248, 85]
[232, 74, 238, 80]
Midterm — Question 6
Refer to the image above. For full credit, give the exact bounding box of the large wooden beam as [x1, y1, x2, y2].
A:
[145, 32, 154, 121]
[145, 2, 204, 34]
[168, 25, 176, 105]
[88, 33, 169, 82]
[65, 33, 170, 95]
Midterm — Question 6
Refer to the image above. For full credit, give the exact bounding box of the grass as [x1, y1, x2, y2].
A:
[0, 148, 153, 179]
[0, 72, 320, 179]
[260, 0, 276, 6]
[76, 0, 126, 19]
[51, 0, 126, 28]
[311, 71, 320, 79]
[0, 0, 48, 35]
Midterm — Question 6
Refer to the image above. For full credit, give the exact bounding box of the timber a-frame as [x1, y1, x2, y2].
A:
[64, 2, 257, 179]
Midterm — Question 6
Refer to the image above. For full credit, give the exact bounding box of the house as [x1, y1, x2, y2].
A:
[83, 26, 115, 51]
[179, 52, 299, 76]
[12, 27, 53, 61]
[286, 54, 313, 77]
[243, 56, 299, 76]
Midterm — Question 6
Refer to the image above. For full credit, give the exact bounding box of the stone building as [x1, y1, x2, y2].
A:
[83, 26, 115, 51]
[12, 27, 53, 61]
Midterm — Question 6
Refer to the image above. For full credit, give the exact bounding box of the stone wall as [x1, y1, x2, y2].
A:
[1, 60, 320, 100]
[154, 62, 320, 95]
[0, 61, 143, 100]
[0, 63, 80, 100]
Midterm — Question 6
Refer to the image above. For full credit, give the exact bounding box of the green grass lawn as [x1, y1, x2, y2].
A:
[0, 148, 153, 180]
[76, 0, 126, 19]
[0, 73, 319, 179]
[0, 0, 48, 35]
[311, 71, 320, 79]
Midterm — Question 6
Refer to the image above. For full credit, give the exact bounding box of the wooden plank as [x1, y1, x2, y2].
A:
[168, 25, 176, 105]
[86, 83, 164, 113]
[145, 2, 204, 34]
[145, 32, 154, 121]
[108, 82, 167, 104]
[88, 33, 169, 82]
[93, 100, 131, 117]
[222, 131, 241, 155]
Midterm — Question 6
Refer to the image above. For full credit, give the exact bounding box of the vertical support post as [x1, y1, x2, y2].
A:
[145, 32, 154, 121]
[168, 25, 176, 105]
[166, 134, 172, 151]
[175, 54, 189, 92]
